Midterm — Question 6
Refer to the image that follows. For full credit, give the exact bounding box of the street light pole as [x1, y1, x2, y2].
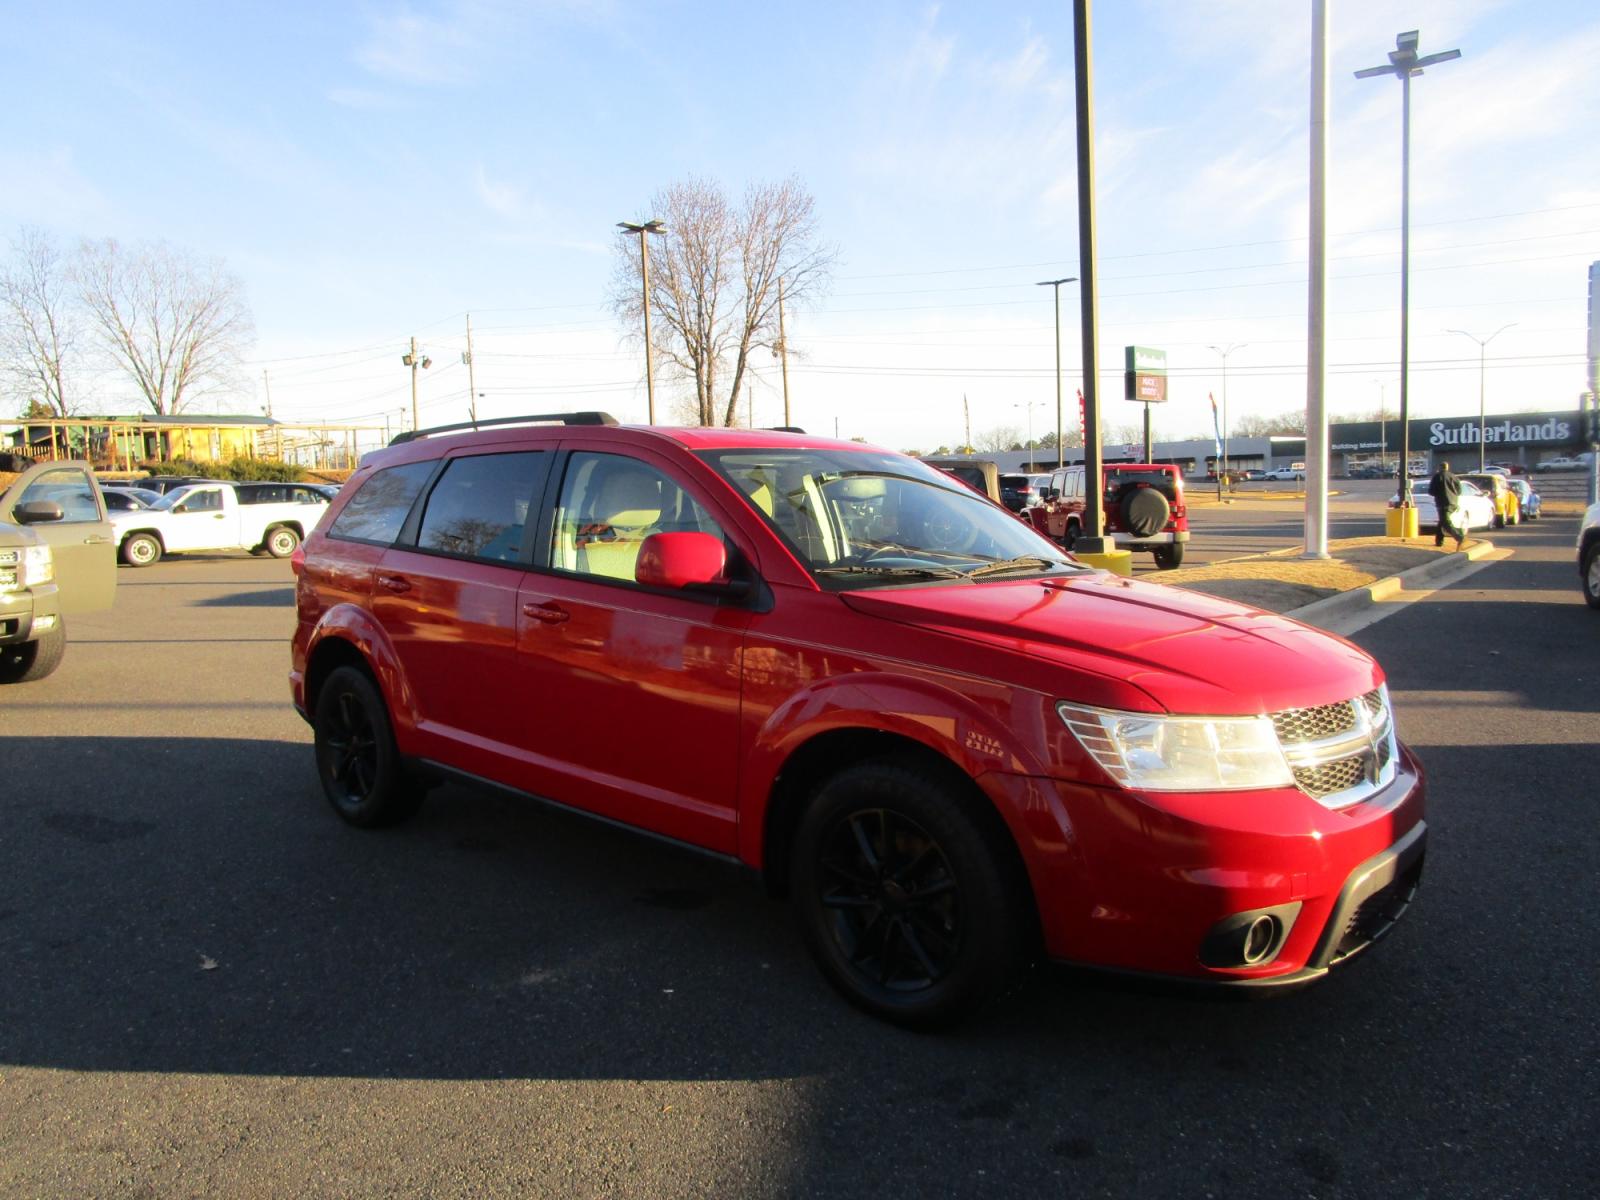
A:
[1209, 343, 1246, 501]
[1357, 30, 1462, 507]
[1447, 324, 1515, 471]
[618, 219, 667, 423]
[401, 336, 432, 433]
[1037, 277, 1077, 469]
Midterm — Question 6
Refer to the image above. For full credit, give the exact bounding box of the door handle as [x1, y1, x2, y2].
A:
[84, 535, 112, 545]
[377, 574, 412, 594]
[522, 601, 570, 624]
[214, 513, 226, 519]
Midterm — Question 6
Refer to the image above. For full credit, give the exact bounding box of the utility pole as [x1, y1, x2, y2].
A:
[1072, 0, 1109, 555]
[463, 314, 478, 423]
[1304, 0, 1330, 558]
[1210, 344, 1246, 501]
[777, 276, 792, 427]
[963, 394, 971, 453]
[262, 368, 278, 462]
[402, 337, 431, 433]
[618, 219, 667, 422]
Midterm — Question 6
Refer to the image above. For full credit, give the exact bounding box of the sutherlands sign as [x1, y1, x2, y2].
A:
[1123, 346, 1168, 403]
[1330, 410, 1580, 453]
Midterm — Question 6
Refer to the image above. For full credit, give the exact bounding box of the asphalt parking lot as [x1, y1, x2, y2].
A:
[2, 523, 1595, 1198]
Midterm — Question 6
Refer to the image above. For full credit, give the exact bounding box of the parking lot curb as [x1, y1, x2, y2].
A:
[1287, 539, 1500, 630]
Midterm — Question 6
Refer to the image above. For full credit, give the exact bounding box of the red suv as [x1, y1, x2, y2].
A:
[1027, 463, 1190, 568]
[292, 414, 1425, 1027]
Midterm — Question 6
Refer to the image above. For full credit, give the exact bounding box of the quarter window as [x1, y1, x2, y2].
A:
[329, 461, 435, 545]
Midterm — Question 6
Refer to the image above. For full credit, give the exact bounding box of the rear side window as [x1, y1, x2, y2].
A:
[416, 452, 547, 564]
[329, 461, 435, 545]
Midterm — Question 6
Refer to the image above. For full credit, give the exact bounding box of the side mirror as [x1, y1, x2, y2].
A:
[636, 531, 731, 590]
[13, 500, 65, 525]
[1042, 487, 1059, 502]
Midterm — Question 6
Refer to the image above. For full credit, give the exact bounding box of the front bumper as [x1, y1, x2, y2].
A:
[984, 745, 1427, 987]
[0, 582, 58, 646]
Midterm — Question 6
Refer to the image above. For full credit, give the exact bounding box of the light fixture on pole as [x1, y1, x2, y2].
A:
[1209, 343, 1246, 500]
[401, 337, 432, 433]
[618, 219, 667, 423]
[1356, 29, 1462, 507]
[1037, 276, 1077, 468]
[1447, 323, 1515, 471]
[1012, 400, 1037, 462]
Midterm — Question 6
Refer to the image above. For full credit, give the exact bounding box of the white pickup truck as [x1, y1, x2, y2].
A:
[111, 481, 328, 566]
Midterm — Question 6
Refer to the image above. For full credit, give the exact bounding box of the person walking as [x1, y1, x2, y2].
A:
[1428, 460, 1464, 550]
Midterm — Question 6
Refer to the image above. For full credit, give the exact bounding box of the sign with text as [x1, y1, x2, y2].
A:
[1124, 345, 1168, 403]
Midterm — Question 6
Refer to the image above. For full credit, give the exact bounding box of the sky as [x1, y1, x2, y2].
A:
[4, 0, 1598, 453]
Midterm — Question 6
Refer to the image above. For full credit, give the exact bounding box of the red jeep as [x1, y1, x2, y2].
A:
[1027, 463, 1190, 569]
[291, 414, 1424, 1027]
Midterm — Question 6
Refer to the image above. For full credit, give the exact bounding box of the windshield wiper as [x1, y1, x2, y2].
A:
[965, 555, 1072, 579]
[814, 563, 968, 580]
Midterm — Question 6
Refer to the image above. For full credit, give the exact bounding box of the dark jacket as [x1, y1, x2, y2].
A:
[1428, 466, 1461, 510]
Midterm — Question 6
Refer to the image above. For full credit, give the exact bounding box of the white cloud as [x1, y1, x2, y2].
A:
[474, 165, 530, 218]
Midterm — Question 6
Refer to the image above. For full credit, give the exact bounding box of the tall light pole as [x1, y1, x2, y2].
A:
[1013, 400, 1037, 463]
[1447, 323, 1515, 470]
[1037, 277, 1078, 469]
[401, 337, 432, 433]
[1209, 343, 1246, 500]
[1372, 378, 1390, 469]
[1357, 30, 1462, 506]
[618, 219, 667, 423]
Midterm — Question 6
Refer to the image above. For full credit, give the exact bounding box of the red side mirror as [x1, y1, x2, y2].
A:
[636, 531, 728, 589]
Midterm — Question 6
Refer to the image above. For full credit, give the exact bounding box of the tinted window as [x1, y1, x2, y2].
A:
[17, 467, 101, 523]
[329, 461, 435, 545]
[417, 452, 546, 563]
[238, 485, 285, 505]
[173, 488, 223, 512]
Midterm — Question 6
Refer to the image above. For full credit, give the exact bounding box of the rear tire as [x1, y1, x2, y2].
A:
[121, 533, 162, 567]
[0, 621, 65, 683]
[790, 759, 1031, 1029]
[1153, 543, 1184, 570]
[1583, 541, 1600, 611]
[313, 665, 423, 827]
[265, 525, 301, 558]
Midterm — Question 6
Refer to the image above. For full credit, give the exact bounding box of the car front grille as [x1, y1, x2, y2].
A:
[1273, 687, 1397, 808]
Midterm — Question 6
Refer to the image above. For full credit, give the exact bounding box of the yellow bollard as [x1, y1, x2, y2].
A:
[1074, 549, 1135, 576]
[1385, 507, 1419, 538]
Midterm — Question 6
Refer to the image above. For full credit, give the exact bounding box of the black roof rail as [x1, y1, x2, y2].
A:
[763, 426, 808, 434]
[389, 411, 618, 446]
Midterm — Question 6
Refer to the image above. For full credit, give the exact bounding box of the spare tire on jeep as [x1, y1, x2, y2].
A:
[1117, 484, 1170, 538]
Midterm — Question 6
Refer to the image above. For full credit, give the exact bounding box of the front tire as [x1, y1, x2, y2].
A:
[790, 759, 1031, 1029]
[0, 621, 65, 683]
[313, 665, 423, 827]
[1583, 541, 1600, 611]
[121, 533, 162, 567]
[265, 525, 301, 558]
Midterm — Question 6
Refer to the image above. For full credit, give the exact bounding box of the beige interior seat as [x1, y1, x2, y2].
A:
[579, 468, 663, 580]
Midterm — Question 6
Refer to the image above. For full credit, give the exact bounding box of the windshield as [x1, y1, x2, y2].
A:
[701, 448, 1081, 587]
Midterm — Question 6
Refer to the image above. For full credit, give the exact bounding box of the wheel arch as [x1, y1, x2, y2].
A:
[119, 527, 166, 551]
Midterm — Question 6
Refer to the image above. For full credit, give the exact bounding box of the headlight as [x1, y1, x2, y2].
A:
[1057, 703, 1293, 791]
[23, 544, 53, 586]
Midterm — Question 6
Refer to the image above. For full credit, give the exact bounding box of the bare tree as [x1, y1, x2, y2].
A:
[75, 238, 254, 416]
[0, 227, 81, 416]
[975, 425, 1022, 454]
[1233, 410, 1307, 437]
[612, 177, 835, 427]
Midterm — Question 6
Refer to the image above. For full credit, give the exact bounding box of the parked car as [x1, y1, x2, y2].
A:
[294, 414, 1426, 1029]
[1507, 477, 1541, 520]
[920, 458, 1002, 506]
[233, 482, 333, 507]
[100, 488, 150, 512]
[1535, 457, 1584, 473]
[303, 483, 343, 502]
[1262, 465, 1305, 482]
[1027, 462, 1190, 568]
[998, 473, 1040, 513]
[1391, 478, 1495, 535]
[131, 475, 229, 494]
[0, 460, 118, 682]
[1579, 502, 1600, 609]
[111, 481, 327, 565]
[1461, 472, 1520, 528]
[1241, 469, 1267, 481]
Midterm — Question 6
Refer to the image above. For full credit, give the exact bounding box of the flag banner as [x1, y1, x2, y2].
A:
[1209, 391, 1223, 458]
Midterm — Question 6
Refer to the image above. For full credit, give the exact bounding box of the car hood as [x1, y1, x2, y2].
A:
[838, 570, 1380, 715]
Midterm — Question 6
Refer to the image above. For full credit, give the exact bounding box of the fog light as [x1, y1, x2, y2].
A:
[33, 614, 57, 631]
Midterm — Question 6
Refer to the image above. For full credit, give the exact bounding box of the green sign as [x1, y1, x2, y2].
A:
[1124, 345, 1168, 403]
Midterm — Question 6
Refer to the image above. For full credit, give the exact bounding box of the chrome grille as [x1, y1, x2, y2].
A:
[1273, 688, 1395, 808]
[1272, 700, 1358, 744]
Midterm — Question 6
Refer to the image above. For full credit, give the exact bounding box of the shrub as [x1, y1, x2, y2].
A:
[137, 458, 305, 482]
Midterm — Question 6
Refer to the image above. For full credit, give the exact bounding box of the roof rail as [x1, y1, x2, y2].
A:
[763, 426, 808, 434]
[389, 411, 618, 445]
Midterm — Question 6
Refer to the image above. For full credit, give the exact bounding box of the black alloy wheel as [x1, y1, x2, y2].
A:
[313, 665, 422, 827]
[792, 759, 1030, 1028]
